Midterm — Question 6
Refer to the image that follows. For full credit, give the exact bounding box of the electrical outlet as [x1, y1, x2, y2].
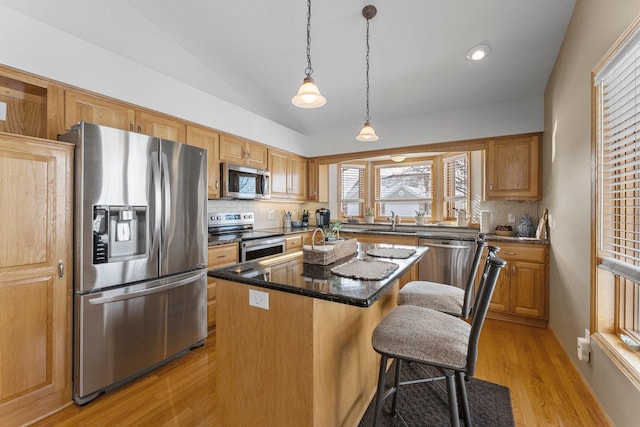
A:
[268, 211, 275, 221]
[508, 212, 515, 223]
[249, 289, 269, 310]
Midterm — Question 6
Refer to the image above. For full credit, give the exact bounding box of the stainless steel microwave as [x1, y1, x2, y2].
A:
[221, 163, 271, 200]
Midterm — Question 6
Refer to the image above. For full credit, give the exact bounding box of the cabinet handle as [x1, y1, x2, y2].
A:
[215, 179, 219, 189]
[490, 184, 494, 191]
[246, 150, 251, 160]
[129, 122, 134, 132]
[503, 251, 517, 255]
[58, 260, 64, 280]
[217, 254, 228, 259]
[137, 124, 142, 133]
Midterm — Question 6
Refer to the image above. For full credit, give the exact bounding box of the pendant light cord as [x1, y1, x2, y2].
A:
[365, 17, 371, 123]
[305, 0, 313, 78]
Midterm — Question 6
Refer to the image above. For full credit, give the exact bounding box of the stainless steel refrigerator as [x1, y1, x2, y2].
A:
[60, 122, 208, 405]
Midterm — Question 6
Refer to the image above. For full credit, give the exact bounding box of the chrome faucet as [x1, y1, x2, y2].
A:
[388, 210, 397, 231]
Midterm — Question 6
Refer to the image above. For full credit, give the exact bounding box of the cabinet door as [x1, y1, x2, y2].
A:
[269, 149, 290, 198]
[485, 134, 541, 200]
[136, 110, 186, 143]
[245, 142, 268, 169]
[219, 135, 245, 164]
[187, 125, 221, 198]
[289, 155, 307, 200]
[511, 261, 546, 318]
[0, 135, 73, 426]
[65, 90, 135, 131]
[308, 159, 319, 201]
[488, 265, 511, 312]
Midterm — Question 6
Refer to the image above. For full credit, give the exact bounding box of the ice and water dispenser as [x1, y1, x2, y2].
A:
[92, 205, 148, 264]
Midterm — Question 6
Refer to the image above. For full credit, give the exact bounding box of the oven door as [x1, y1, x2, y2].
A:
[241, 236, 285, 262]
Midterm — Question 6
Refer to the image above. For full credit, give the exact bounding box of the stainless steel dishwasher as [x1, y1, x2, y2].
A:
[418, 237, 476, 288]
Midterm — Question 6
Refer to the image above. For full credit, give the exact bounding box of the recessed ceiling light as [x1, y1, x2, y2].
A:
[466, 44, 491, 61]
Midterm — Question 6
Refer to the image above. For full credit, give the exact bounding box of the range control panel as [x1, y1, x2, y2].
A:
[208, 212, 254, 228]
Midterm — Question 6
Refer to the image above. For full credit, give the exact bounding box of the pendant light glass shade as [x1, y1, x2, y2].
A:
[356, 121, 379, 142]
[292, 0, 325, 109]
[292, 76, 326, 108]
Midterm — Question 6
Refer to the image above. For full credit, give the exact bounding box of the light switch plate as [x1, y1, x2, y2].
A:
[249, 289, 269, 310]
[0, 102, 6, 121]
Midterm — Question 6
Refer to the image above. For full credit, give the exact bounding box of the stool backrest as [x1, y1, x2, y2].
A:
[461, 239, 489, 318]
[466, 255, 507, 376]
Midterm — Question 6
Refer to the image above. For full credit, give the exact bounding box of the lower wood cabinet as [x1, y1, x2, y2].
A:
[207, 243, 239, 334]
[0, 134, 73, 425]
[285, 234, 303, 252]
[484, 241, 549, 327]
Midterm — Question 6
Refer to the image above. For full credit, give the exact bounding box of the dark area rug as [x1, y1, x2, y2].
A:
[359, 362, 514, 426]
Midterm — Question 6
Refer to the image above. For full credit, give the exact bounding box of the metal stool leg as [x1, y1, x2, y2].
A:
[390, 359, 402, 416]
[444, 370, 461, 427]
[372, 355, 389, 427]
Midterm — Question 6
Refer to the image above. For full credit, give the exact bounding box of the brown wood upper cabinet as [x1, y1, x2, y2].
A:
[307, 158, 328, 202]
[186, 125, 221, 199]
[219, 134, 268, 169]
[268, 148, 307, 200]
[64, 90, 186, 143]
[485, 134, 541, 200]
[0, 134, 73, 426]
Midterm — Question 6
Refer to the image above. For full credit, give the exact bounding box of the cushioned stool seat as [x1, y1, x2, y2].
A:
[397, 281, 465, 316]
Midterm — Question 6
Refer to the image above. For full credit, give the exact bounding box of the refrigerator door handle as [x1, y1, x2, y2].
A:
[88, 270, 206, 305]
[150, 147, 162, 259]
[160, 150, 171, 245]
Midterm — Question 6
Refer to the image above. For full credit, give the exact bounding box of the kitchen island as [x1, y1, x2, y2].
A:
[208, 242, 426, 427]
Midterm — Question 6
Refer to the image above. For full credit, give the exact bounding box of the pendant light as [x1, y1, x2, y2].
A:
[292, 0, 326, 108]
[356, 5, 379, 142]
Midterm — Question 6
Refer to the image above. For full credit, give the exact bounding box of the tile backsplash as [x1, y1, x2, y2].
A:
[207, 199, 328, 229]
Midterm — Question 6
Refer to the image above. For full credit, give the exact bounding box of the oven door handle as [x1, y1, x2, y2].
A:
[242, 236, 285, 248]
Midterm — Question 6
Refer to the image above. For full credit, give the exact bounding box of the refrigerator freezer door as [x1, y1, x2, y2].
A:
[158, 140, 207, 276]
[74, 269, 207, 404]
[63, 122, 160, 293]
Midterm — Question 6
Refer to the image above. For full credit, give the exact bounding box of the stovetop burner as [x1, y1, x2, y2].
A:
[208, 211, 283, 241]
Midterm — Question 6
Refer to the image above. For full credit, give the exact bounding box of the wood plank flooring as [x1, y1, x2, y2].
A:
[31, 320, 611, 426]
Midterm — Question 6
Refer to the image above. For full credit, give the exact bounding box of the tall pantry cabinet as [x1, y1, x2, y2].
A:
[0, 134, 74, 426]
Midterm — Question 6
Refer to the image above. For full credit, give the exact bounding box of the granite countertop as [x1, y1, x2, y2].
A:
[208, 242, 428, 307]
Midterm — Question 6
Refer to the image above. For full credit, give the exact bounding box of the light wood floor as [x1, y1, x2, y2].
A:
[32, 319, 611, 426]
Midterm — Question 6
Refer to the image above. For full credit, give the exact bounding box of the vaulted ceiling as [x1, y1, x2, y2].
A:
[0, 0, 576, 138]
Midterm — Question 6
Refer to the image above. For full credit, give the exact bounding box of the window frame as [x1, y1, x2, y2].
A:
[592, 13, 640, 388]
[441, 152, 470, 221]
[372, 157, 435, 223]
[338, 161, 368, 219]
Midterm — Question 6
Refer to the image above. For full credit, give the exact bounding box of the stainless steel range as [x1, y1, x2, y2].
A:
[208, 212, 285, 262]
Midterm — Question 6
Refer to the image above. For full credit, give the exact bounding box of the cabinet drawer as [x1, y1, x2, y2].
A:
[208, 243, 239, 268]
[489, 242, 546, 263]
[285, 235, 303, 251]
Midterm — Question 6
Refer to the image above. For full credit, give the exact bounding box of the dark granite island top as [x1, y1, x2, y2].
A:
[207, 242, 427, 307]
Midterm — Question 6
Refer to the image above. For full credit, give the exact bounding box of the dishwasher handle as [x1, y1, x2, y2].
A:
[420, 242, 472, 250]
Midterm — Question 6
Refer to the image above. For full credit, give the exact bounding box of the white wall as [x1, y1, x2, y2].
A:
[0, 5, 309, 155]
[306, 96, 544, 157]
[544, 1, 640, 425]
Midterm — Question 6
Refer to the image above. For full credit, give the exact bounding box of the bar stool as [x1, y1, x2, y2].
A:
[371, 255, 507, 427]
[398, 240, 499, 319]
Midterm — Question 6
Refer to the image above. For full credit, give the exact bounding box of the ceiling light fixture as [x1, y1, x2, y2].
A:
[390, 155, 406, 162]
[292, 0, 326, 108]
[356, 5, 379, 142]
[466, 44, 491, 61]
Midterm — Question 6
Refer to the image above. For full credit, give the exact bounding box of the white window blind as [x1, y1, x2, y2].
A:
[596, 33, 640, 276]
[340, 164, 366, 217]
[442, 154, 468, 219]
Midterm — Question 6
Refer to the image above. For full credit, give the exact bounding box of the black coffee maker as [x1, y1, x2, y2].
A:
[315, 208, 330, 228]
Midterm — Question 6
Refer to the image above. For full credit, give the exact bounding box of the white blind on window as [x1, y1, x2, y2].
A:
[596, 31, 640, 274]
[341, 164, 365, 201]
